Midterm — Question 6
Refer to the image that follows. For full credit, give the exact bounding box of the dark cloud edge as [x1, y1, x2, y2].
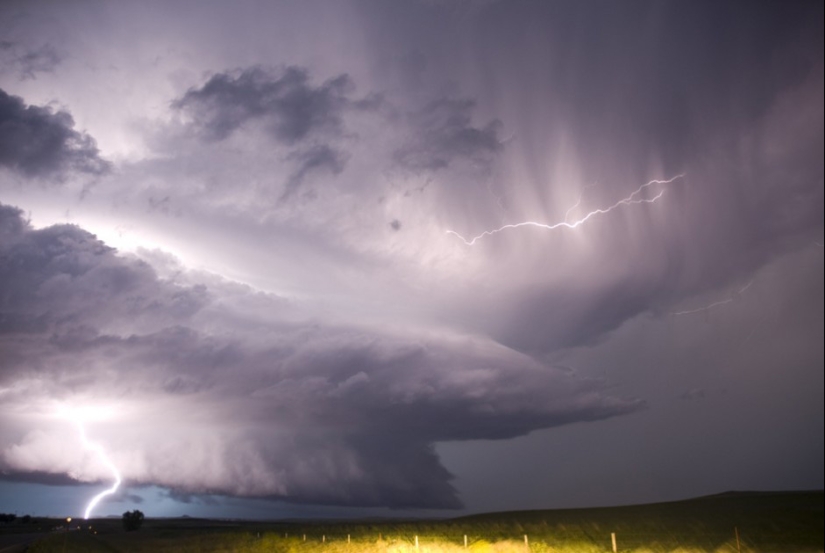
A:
[0, 88, 111, 178]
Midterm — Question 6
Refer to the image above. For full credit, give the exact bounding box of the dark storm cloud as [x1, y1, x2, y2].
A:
[0, 203, 207, 342]
[161, 489, 220, 505]
[172, 66, 378, 199]
[0, 88, 109, 177]
[0, 470, 79, 487]
[491, 276, 674, 354]
[174, 66, 362, 144]
[17, 324, 637, 508]
[0, 202, 642, 509]
[393, 98, 503, 172]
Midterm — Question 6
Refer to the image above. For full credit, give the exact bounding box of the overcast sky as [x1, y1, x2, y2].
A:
[0, 0, 822, 519]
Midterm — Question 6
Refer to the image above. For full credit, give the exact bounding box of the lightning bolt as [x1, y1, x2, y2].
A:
[563, 183, 596, 222]
[672, 280, 753, 316]
[446, 174, 684, 245]
[71, 418, 122, 519]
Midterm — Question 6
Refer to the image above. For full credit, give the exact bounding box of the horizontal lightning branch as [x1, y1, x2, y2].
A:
[672, 280, 753, 316]
[446, 174, 685, 246]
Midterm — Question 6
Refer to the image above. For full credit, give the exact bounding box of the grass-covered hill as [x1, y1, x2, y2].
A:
[18, 490, 824, 553]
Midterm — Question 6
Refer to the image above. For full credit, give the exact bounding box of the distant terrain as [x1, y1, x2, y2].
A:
[5, 490, 822, 553]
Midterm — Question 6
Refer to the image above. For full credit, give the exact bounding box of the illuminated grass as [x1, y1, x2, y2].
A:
[22, 491, 824, 553]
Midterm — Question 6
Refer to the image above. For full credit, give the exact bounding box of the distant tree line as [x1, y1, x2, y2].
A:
[0, 513, 36, 523]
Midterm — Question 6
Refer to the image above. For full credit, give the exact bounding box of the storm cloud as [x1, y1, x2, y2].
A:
[174, 67, 360, 144]
[393, 98, 503, 172]
[282, 145, 349, 201]
[0, 88, 109, 177]
[0, 0, 821, 517]
[0, 204, 642, 508]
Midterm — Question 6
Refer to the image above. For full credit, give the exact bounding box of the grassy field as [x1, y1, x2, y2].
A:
[14, 491, 823, 553]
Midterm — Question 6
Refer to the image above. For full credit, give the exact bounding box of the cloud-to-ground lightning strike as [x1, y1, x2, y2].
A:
[672, 280, 754, 316]
[70, 417, 122, 519]
[446, 174, 685, 245]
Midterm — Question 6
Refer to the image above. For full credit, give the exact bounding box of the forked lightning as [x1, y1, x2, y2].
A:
[446, 174, 685, 245]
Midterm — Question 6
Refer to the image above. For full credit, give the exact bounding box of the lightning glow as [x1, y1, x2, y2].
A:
[446, 175, 685, 245]
[58, 408, 122, 519]
[672, 280, 753, 316]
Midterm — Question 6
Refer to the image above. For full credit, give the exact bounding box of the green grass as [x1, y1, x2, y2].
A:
[20, 491, 824, 553]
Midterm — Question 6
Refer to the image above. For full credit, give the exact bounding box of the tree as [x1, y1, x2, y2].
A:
[122, 510, 145, 531]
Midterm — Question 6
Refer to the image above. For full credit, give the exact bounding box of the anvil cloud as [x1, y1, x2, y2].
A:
[0, 0, 822, 516]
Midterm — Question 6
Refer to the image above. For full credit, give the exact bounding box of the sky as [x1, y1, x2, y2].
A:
[0, 0, 822, 520]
